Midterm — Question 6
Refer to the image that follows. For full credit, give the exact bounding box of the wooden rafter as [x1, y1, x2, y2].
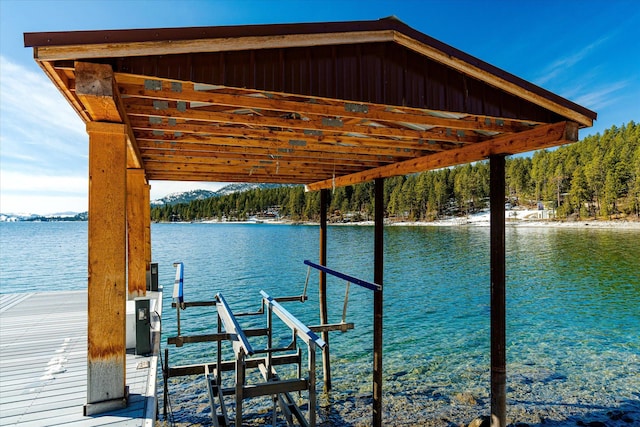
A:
[129, 121, 452, 154]
[122, 101, 486, 142]
[116, 74, 534, 134]
[139, 143, 402, 165]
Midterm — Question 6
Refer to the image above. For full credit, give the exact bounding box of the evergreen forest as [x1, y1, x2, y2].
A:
[151, 122, 640, 223]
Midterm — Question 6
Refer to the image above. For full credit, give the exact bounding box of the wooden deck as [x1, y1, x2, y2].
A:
[0, 291, 162, 426]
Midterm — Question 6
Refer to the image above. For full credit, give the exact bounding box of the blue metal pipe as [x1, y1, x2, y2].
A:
[303, 260, 381, 292]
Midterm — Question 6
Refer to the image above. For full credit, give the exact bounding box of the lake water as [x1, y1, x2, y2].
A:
[1, 221, 639, 426]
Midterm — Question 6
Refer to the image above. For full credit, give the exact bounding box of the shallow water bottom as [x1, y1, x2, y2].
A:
[158, 369, 640, 427]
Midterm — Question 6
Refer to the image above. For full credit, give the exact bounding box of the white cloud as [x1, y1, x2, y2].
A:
[0, 56, 88, 213]
[0, 193, 87, 216]
[0, 56, 85, 137]
[534, 33, 611, 87]
[0, 170, 86, 194]
[0, 56, 86, 176]
[0, 170, 87, 214]
[0, 56, 232, 213]
[571, 80, 630, 111]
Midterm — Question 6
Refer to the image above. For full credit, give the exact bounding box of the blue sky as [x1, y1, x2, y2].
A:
[1, 0, 638, 214]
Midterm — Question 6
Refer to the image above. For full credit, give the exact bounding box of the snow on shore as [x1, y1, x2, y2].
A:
[197, 210, 640, 229]
[390, 209, 640, 229]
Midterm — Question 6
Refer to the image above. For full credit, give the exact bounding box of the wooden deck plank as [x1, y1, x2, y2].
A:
[0, 291, 161, 427]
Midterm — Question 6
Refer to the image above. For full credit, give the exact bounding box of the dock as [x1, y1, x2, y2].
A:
[0, 291, 162, 426]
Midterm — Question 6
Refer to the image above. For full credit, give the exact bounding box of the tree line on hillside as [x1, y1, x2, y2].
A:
[151, 122, 639, 223]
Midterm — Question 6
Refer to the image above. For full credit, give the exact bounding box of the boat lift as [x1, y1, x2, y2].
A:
[163, 260, 380, 426]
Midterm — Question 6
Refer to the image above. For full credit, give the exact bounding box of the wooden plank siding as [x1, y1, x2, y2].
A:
[0, 291, 161, 427]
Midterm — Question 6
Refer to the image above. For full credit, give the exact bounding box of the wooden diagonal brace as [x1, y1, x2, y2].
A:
[306, 121, 579, 191]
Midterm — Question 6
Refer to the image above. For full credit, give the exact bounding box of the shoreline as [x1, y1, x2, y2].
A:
[189, 215, 640, 230]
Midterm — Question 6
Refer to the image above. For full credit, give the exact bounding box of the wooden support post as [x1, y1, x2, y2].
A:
[373, 178, 384, 427]
[127, 168, 147, 298]
[490, 155, 507, 427]
[85, 122, 128, 415]
[144, 183, 152, 288]
[319, 188, 331, 392]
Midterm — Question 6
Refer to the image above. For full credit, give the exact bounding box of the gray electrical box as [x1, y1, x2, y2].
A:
[135, 298, 151, 355]
[148, 263, 159, 291]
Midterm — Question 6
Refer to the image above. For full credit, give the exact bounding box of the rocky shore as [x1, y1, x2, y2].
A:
[158, 375, 639, 427]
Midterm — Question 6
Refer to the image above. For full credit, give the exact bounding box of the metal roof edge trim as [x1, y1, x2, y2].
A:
[24, 17, 398, 47]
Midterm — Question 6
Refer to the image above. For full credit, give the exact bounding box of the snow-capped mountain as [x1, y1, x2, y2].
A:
[151, 189, 219, 206]
[151, 183, 287, 206]
[0, 212, 88, 222]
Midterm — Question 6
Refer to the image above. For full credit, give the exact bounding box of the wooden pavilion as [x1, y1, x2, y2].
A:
[24, 17, 595, 426]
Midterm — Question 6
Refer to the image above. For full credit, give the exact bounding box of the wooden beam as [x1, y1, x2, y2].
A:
[130, 118, 459, 149]
[117, 77, 526, 134]
[131, 126, 446, 157]
[85, 122, 127, 415]
[124, 102, 482, 142]
[306, 121, 579, 191]
[137, 140, 413, 164]
[74, 62, 142, 169]
[140, 150, 390, 169]
[147, 172, 308, 183]
[75, 62, 122, 123]
[144, 183, 151, 288]
[39, 61, 90, 122]
[34, 30, 396, 61]
[126, 168, 147, 299]
[142, 159, 362, 176]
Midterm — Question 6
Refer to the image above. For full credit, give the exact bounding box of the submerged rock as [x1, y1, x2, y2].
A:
[453, 392, 477, 405]
[467, 415, 490, 427]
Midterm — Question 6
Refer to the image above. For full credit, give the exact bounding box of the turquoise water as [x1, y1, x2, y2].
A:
[1, 221, 639, 425]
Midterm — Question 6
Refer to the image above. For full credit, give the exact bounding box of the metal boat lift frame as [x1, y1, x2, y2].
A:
[213, 291, 326, 427]
[164, 261, 380, 426]
[165, 290, 324, 427]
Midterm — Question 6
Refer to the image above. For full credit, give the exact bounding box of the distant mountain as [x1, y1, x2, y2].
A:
[0, 212, 88, 222]
[1, 184, 286, 222]
[151, 189, 219, 206]
[151, 183, 286, 206]
[214, 183, 286, 196]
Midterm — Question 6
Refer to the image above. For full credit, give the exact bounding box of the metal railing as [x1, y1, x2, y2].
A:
[303, 260, 381, 292]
